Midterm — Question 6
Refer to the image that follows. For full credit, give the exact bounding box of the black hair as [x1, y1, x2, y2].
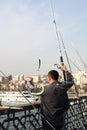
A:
[48, 70, 59, 80]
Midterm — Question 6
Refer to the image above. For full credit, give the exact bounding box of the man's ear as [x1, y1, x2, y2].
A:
[48, 76, 51, 83]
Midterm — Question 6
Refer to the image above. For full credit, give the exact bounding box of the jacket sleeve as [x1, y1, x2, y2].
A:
[31, 86, 45, 96]
[64, 71, 74, 90]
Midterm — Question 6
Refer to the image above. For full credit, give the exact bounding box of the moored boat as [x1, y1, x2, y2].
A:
[0, 91, 40, 106]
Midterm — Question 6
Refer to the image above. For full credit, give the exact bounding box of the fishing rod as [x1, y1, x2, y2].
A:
[59, 32, 72, 72]
[49, 0, 71, 73]
[59, 33, 80, 96]
[58, 33, 79, 96]
[49, 0, 66, 81]
[0, 69, 56, 130]
[49, 0, 80, 97]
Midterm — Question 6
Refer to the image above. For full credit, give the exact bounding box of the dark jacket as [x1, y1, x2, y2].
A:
[40, 81, 73, 125]
[31, 71, 74, 126]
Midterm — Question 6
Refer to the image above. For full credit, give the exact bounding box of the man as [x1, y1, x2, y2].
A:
[31, 65, 74, 130]
[25, 77, 34, 92]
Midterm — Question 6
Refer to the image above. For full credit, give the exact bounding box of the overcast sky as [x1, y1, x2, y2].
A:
[0, 0, 87, 76]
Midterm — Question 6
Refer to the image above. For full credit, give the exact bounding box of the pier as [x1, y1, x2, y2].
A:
[0, 96, 87, 130]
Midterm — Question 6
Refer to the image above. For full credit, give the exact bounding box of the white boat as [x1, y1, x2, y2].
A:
[0, 91, 40, 106]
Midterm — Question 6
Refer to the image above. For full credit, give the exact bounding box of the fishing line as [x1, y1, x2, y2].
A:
[49, 0, 63, 57]
[70, 42, 87, 70]
[0, 69, 56, 130]
[69, 59, 81, 72]
[62, 42, 85, 72]
[63, 43, 87, 77]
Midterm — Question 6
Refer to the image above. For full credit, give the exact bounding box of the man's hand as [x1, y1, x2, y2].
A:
[61, 65, 67, 72]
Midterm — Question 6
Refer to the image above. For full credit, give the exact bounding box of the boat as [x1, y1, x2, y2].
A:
[0, 91, 40, 106]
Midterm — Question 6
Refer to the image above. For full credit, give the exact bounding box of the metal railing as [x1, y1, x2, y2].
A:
[0, 96, 87, 130]
[0, 104, 42, 130]
[63, 96, 87, 130]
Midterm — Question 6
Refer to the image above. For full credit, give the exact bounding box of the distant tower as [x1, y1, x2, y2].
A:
[20, 74, 24, 81]
[13, 75, 20, 82]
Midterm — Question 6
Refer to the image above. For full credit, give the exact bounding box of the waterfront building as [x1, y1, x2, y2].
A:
[13, 75, 20, 82]
[73, 71, 87, 88]
[19, 74, 24, 81]
[32, 75, 41, 83]
[0, 76, 5, 83]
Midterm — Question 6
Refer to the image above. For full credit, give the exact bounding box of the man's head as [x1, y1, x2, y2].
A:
[47, 70, 59, 83]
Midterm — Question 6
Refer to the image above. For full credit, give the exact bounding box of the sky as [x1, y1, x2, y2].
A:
[0, 0, 87, 77]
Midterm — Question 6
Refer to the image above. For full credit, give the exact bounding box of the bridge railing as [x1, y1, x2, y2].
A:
[63, 96, 87, 130]
[0, 96, 87, 130]
[0, 104, 42, 130]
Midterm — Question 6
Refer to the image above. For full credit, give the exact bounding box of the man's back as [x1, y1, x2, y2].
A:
[41, 81, 69, 124]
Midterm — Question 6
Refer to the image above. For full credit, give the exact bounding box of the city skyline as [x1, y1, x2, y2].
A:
[0, 0, 87, 76]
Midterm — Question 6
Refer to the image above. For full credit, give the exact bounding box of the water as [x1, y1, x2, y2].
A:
[0, 107, 42, 130]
